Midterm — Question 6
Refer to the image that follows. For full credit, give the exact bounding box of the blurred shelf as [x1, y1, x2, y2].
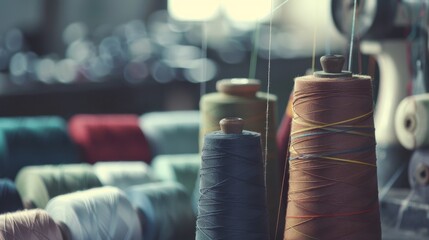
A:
[381, 188, 429, 239]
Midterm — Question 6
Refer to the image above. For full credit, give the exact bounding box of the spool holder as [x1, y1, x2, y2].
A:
[220, 117, 244, 134]
[313, 55, 352, 78]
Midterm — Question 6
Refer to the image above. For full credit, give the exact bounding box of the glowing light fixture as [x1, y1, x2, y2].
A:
[168, 0, 221, 21]
[222, 0, 271, 22]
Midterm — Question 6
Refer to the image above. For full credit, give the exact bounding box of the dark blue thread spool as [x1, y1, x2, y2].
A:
[0, 178, 23, 214]
[196, 117, 269, 240]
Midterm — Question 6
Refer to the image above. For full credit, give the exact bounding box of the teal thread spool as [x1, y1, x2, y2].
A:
[152, 154, 201, 196]
[0, 116, 80, 179]
[139, 111, 200, 156]
[126, 182, 195, 240]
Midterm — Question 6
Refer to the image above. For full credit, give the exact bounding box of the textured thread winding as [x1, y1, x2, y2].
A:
[284, 75, 381, 240]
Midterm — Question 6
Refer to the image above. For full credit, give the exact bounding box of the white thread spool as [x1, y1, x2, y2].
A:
[94, 161, 157, 189]
[395, 94, 429, 150]
[46, 186, 142, 240]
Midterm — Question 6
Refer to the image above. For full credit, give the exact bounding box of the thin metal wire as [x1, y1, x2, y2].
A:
[348, 0, 358, 71]
[311, 0, 318, 73]
[265, 0, 274, 197]
[264, 1, 274, 234]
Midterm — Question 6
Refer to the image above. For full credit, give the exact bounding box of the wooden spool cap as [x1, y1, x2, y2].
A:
[216, 78, 260, 97]
[415, 163, 429, 186]
[313, 55, 352, 78]
[220, 117, 244, 134]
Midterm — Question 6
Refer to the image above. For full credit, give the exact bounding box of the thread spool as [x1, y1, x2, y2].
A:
[94, 161, 157, 189]
[0, 116, 80, 179]
[200, 78, 279, 237]
[196, 117, 270, 240]
[395, 94, 429, 150]
[15, 164, 102, 208]
[0, 178, 24, 214]
[69, 114, 151, 164]
[285, 55, 381, 239]
[408, 149, 429, 201]
[192, 119, 250, 215]
[46, 186, 142, 240]
[139, 111, 200, 156]
[126, 182, 195, 240]
[0, 209, 63, 240]
[152, 154, 200, 196]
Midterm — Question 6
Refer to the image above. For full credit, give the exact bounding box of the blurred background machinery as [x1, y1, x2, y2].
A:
[332, 1, 429, 239]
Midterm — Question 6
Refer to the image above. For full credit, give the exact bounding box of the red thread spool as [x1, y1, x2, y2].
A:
[284, 55, 381, 239]
[69, 114, 151, 164]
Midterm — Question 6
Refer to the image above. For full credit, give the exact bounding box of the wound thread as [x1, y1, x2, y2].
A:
[0, 209, 63, 240]
[46, 186, 142, 240]
[0, 179, 24, 214]
[126, 182, 196, 240]
[284, 72, 381, 239]
[15, 164, 102, 209]
[196, 130, 269, 240]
